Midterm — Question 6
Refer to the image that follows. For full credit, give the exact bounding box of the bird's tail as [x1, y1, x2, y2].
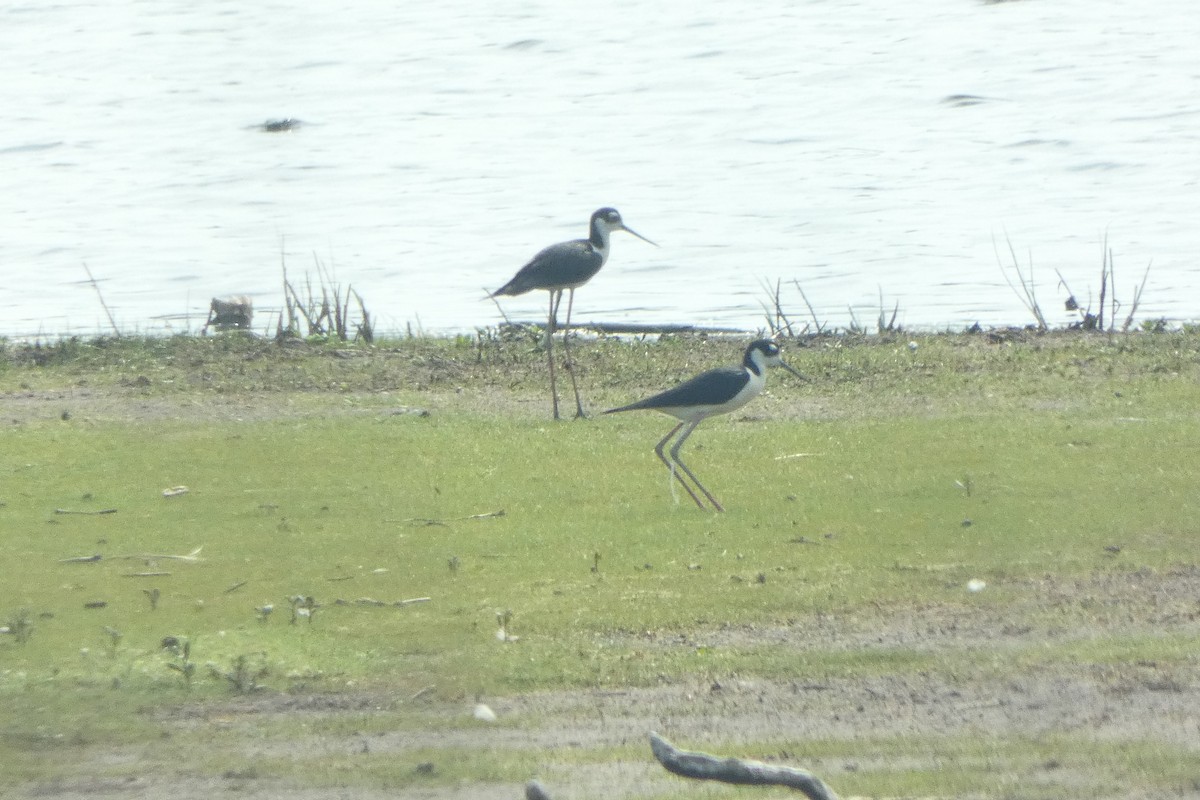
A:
[602, 401, 646, 415]
[483, 281, 517, 301]
[488, 276, 527, 298]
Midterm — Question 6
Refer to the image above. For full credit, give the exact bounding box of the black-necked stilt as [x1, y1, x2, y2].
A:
[490, 208, 656, 420]
[604, 339, 804, 512]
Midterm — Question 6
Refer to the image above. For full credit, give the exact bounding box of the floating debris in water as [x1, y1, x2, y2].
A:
[260, 118, 302, 132]
[942, 94, 987, 107]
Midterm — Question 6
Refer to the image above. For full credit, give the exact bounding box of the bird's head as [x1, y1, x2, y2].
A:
[591, 207, 657, 247]
[747, 339, 807, 380]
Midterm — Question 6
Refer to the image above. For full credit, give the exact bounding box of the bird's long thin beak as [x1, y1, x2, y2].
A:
[621, 225, 658, 247]
[779, 361, 809, 382]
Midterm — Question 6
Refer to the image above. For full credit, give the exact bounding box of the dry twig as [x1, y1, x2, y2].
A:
[399, 509, 505, 526]
[82, 262, 121, 338]
[994, 233, 1048, 331]
[110, 547, 204, 562]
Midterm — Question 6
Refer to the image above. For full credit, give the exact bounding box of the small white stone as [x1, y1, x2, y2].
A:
[966, 578, 986, 593]
[473, 703, 497, 722]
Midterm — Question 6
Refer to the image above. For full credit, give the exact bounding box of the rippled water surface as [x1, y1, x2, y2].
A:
[3, 0, 1198, 338]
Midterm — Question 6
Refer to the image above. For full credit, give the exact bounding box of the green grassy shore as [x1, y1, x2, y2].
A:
[2, 329, 1199, 799]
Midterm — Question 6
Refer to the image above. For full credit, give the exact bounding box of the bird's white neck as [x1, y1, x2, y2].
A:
[744, 348, 770, 378]
[743, 362, 767, 399]
[588, 221, 615, 263]
[734, 350, 772, 407]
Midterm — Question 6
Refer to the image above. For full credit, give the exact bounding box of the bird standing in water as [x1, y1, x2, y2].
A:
[490, 208, 656, 419]
[605, 339, 804, 511]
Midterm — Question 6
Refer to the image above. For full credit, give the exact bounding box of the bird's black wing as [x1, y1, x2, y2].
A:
[606, 366, 747, 413]
[492, 240, 602, 295]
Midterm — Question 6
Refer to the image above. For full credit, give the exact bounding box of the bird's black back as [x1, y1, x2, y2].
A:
[605, 365, 749, 414]
[491, 240, 603, 296]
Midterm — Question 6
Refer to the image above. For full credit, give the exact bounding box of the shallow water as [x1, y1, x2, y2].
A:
[2, 0, 1198, 339]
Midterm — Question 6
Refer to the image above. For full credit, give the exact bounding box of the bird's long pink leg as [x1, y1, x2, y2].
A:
[561, 288, 587, 419]
[547, 290, 562, 420]
[654, 422, 707, 510]
[669, 421, 724, 512]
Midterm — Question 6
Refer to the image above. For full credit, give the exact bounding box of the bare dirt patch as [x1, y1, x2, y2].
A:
[22, 569, 1200, 800]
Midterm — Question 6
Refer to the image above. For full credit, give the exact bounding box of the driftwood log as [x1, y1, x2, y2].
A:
[649, 732, 838, 799]
[526, 732, 839, 800]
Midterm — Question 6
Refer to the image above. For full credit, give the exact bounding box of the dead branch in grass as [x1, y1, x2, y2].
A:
[760, 278, 841, 338]
[1056, 269, 1097, 330]
[485, 288, 514, 326]
[994, 232, 1049, 331]
[278, 250, 373, 342]
[397, 509, 506, 526]
[1123, 258, 1153, 332]
[759, 277, 799, 338]
[110, 547, 204, 562]
[332, 596, 431, 607]
[526, 732, 840, 800]
[791, 279, 827, 334]
[1056, 236, 1154, 332]
[1098, 233, 1111, 331]
[82, 262, 121, 338]
[650, 732, 839, 800]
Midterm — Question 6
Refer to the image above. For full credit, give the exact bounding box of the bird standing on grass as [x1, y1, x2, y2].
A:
[490, 208, 656, 420]
[604, 339, 804, 512]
